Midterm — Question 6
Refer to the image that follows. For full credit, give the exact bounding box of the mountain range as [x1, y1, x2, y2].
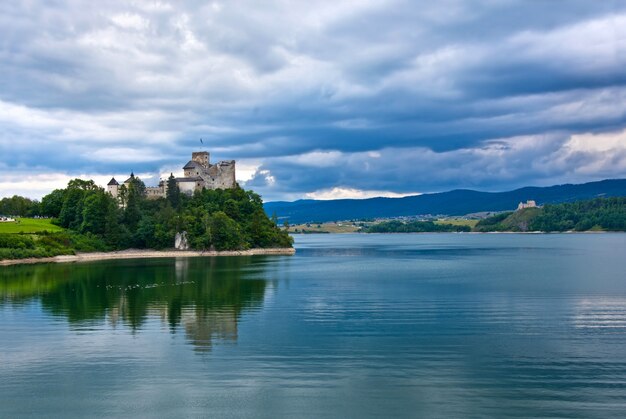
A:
[264, 179, 626, 223]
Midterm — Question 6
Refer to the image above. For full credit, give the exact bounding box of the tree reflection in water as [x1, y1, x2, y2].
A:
[0, 256, 274, 352]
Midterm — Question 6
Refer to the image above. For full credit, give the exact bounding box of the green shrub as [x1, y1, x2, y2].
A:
[0, 234, 36, 249]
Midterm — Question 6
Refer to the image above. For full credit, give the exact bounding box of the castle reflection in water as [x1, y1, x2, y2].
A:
[0, 255, 279, 352]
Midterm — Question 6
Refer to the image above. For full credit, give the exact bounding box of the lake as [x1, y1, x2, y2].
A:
[2, 233, 626, 418]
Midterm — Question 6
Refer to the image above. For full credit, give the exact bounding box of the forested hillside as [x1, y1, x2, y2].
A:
[265, 179, 626, 223]
[475, 197, 626, 232]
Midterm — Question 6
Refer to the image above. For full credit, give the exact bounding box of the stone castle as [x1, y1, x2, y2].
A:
[107, 151, 236, 200]
[517, 200, 537, 210]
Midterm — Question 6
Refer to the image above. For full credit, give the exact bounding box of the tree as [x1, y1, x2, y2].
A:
[166, 173, 180, 208]
[134, 215, 156, 248]
[67, 179, 99, 191]
[118, 184, 128, 209]
[224, 199, 240, 221]
[0, 195, 39, 217]
[152, 203, 177, 249]
[209, 211, 243, 250]
[103, 200, 123, 247]
[80, 191, 109, 235]
[124, 177, 146, 230]
[58, 188, 84, 228]
[41, 189, 66, 217]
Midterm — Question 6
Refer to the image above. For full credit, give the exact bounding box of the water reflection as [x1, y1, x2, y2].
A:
[0, 256, 274, 352]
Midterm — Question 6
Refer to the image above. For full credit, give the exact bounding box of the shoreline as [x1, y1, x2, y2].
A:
[296, 230, 624, 234]
[0, 248, 296, 267]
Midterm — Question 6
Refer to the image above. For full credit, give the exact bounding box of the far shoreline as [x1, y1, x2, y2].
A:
[0, 247, 296, 267]
[292, 230, 623, 234]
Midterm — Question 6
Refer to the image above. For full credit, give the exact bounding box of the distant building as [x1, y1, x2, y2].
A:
[517, 200, 537, 210]
[107, 151, 236, 200]
[107, 177, 120, 198]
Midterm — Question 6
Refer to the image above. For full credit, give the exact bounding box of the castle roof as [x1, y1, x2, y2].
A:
[107, 177, 119, 186]
[183, 160, 202, 170]
[124, 172, 136, 183]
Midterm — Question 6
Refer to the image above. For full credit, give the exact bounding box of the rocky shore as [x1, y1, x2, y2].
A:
[0, 247, 296, 266]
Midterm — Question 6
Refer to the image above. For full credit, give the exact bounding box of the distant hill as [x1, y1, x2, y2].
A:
[264, 179, 626, 223]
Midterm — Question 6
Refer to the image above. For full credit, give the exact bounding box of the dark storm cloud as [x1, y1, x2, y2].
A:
[1, 0, 626, 199]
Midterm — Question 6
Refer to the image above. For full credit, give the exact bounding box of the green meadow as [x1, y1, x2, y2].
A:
[0, 218, 64, 234]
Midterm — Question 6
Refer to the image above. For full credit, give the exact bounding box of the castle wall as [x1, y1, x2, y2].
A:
[214, 161, 236, 189]
[146, 186, 165, 200]
[178, 181, 197, 195]
[107, 185, 118, 198]
[185, 167, 203, 177]
[192, 152, 209, 168]
[202, 161, 235, 189]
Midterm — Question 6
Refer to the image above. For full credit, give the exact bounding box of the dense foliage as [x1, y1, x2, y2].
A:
[475, 198, 626, 232]
[530, 197, 626, 231]
[366, 220, 471, 233]
[0, 195, 40, 217]
[0, 232, 107, 260]
[31, 178, 292, 253]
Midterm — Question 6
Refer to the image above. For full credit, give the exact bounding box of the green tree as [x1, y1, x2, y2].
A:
[0, 195, 39, 217]
[210, 211, 244, 250]
[166, 173, 181, 208]
[123, 177, 146, 230]
[68, 179, 99, 191]
[118, 184, 128, 209]
[58, 188, 84, 228]
[41, 189, 66, 217]
[80, 191, 109, 235]
[224, 199, 240, 221]
[103, 200, 123, 247]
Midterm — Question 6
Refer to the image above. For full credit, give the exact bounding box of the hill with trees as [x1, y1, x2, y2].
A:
[0, 178, 292, 260]
[474, 197, 626, 232]
[264, 179, 626, 223]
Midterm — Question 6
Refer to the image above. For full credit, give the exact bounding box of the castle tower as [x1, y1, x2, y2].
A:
[107, 178, 119, 198]
[192, 151, 209, 168]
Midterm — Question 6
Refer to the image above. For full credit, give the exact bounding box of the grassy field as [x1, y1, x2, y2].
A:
[435, 218, 479, 228]
[288, 221, 362, 234]
[0, 218, 64, 234]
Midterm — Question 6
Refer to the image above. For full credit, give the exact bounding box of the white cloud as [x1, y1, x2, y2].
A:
[509, 14, 626, 71]
[306, 187, 419, 200]
[234, 159, 262, 182]
[111, 13, 150, 31]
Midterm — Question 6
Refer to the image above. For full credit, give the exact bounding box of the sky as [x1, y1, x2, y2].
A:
[1, 0, 626, 202]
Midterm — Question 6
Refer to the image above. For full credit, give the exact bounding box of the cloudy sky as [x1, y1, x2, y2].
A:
[1, 0, 626, 201]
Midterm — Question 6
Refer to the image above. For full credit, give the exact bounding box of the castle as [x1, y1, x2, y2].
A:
[107, 151, 236, 200]
[517, 200, 537, 210]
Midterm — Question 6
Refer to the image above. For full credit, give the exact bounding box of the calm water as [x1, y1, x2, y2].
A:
[2, 234, 626, 418]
